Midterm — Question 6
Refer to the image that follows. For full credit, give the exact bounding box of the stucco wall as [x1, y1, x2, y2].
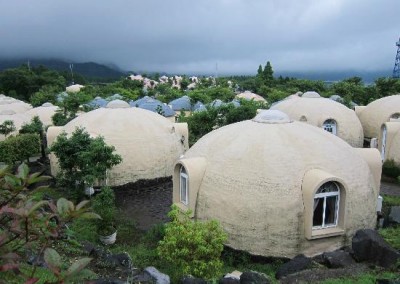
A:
[357, 95, 400, 139]
[271, 96, 364, 147]
[174, 118, 379, 258]
[47, 107, 188, 186]
[379, 121, 400, 164]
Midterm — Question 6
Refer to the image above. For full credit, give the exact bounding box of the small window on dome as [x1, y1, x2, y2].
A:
[313, 182, 340, 229]
[390, 113, 400, 120]
[180, 166, 188, 205]
[323, 119, 337, 135]
[300, 115, 307, 122]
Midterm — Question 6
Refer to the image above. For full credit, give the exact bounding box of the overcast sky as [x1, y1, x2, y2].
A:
[0, 0, 399, 75]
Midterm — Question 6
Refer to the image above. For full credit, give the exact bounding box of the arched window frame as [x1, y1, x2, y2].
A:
[180, 166, 188, 205]
[312, 182, 340, 229]
[323, 119, 337, 135]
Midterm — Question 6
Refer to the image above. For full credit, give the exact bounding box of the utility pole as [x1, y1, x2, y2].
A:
[69, 63, 75, 85]
[393, 37, 400, 78]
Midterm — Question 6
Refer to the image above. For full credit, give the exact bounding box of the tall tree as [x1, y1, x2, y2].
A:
[263, 61, 274, 82]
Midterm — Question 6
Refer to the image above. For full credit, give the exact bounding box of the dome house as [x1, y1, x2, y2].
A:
[271, 91, 364, 147]
[172, 110, 381, 258]
[48, 100, 188, 186]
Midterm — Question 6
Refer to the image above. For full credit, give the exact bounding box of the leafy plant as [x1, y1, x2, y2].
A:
[0, 120, 16, 137]
[157, 204, 227, 280]
[0, 163, 100, 283]
[92, 186, 117, 236]
[50, 127, 122, 199]
[0, 133, 41, 164]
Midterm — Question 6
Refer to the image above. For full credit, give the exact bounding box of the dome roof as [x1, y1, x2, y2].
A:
[136, 98, 175, 117]
[106, 99, 130, 108]
[209, 99, 224, 108]
[0, 112, 31, 141]
[193, 101, 206, 112]
[129, 96, 151, 107]
[271, 95, 364, 147]
[0, 96, 32, 114]
[87, 97, 108, 108]
[176, 118, 379, 257]
[357, 95, 400, 138]
[48, 107, 187, 186]
[66, 84, 84, 93]
[302, 91, 321, 98]
[236, 91, 267, 102]
[25, 103, 60, 127]
[169, 96, 191, 111]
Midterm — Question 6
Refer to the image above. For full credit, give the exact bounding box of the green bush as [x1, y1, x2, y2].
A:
[0, 133, 40, 164]
[92, 186, 117, 235]
[382, 159, 400, 178]
[157, 205, 227, 280]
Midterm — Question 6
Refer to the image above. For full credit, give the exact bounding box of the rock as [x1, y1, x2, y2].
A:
[389, 206, 400, 224]
[275, 254, 312, 279]
[322, 250, 355, 268]
[105, 252, 132, 269]
[220, 270, 241, 283]
[240, 271, 270, 284]
[376, 279, 400, 284]
[352, 229, 400, 268]
[144, 266, 170, 284]
[181, 275, 207, 284]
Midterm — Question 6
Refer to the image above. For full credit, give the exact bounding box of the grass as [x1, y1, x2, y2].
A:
[321, 271, 399, 284]
[381, 194, 400, 207]
[379, 225, 400, 250]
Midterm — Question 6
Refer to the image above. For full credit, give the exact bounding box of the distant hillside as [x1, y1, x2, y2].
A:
[0, 58, 127, 79]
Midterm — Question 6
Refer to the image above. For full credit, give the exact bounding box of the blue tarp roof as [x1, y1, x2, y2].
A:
[87, 97, 108, 108]
[136, 98, 176, 117]
[169, 95, 191, 111]
[129, 96, 151, 107]
[193, 101, 206, 112]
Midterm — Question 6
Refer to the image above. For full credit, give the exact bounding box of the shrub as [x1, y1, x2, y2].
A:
[92, 186, 117, 235]
[382, 159, 400, 178]
[157, 205, 227, 280]
[0, 133, 41, 164]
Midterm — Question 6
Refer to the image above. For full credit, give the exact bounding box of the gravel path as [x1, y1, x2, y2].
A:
[380, 181, 400, 196]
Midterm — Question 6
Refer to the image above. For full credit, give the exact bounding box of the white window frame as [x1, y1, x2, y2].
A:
[312, 182, 340, 230]
[323, 119, 337, 135]
[180, 167, 188, 205]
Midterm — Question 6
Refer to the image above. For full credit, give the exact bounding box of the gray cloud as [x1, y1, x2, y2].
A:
[0, 0, 399, 74]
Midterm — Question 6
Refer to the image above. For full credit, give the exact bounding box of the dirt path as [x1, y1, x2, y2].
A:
[380, 181, 400, 196]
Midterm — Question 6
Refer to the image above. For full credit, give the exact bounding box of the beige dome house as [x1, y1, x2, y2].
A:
[172, 110, 381, 258]
[0, 95, 32, 114]
[236, 91, 267, 102]
[378, 120, 400, 163]
[47, 100, 188, 186]
[0, 111, 31, 141]
[65, 84, 84, 93]
[25, 102, 60, 127]
[355, 95, 400, 140]
[271, 92, 364, 147]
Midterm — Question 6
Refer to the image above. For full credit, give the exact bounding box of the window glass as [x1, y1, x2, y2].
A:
[313, 182, 340, 229]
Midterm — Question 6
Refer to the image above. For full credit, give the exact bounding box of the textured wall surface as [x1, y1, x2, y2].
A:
[174, 114, 379, 258]
[25, 103, 60, 127]
[271, 96, 364, 147]
[48, 107, 187, 186]
[380, 121, 400, 164]
[357, 95, 400, 139]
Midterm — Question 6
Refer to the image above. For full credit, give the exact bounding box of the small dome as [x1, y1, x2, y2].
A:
[42, 102, 54, 107]
[302, 91, 321, 98]
[106, 99, 130, 109]
[236, 91, 267, 102]
[169, 96, 191, 111]
[252, 110, 292, 124]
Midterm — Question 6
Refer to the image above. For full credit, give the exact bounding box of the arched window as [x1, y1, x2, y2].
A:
[323, 119, 337, 135]
[390, 113, 400, 120]
[299, 115, 307, 122]
[313, 182, 340, 229]
[180, 166, 188, 205]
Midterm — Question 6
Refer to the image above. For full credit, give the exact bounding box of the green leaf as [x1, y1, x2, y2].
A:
[17, 163, 29, 179]
[57, 197, 74, 215]
[44, 248, 62, 268]
[65, 257, 92, 278]
[79, 212, 101, 219]
[76, 200, 90, 211]
[27, 200, 49, 215]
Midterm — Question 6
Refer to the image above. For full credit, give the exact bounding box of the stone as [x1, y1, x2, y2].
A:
[181, 275, 207, 284]
[144, 266, 170, 284]
[322, 250, 355, 268]
[352, 229, 400, 268]
[275, 254, 312, 279]
[104, 252, 132, 269]
[240, 271, 270, 284]
[376, 279, 400, 284]
[389, 206, 400, 224]
[220, 270, 242, 283]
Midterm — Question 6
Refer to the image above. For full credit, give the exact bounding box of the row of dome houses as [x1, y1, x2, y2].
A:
[1, 90, 400, 258]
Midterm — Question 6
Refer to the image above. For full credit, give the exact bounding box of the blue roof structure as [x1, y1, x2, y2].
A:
[169, 96, 191, 111]
[230, 99, 241, 107]
[209, 99, 225, 108]
[129, 96, 151, 107]
[107, 94, 124, 101]
[193, 101, 207, 112]
[87, 97, 108, 108]
[137, 98, 176, 117]
[56, 92, 69, 103]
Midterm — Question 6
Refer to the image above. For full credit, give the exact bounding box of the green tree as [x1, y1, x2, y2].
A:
[50, 127, 122, 198]
[257, 64, 263, 77]
[158, 205, 227, 280]
[263, 61, 274, 83]
[30, 85, 60, 106]
[0, 134, 41, 164]
[19, 116, 47, 160]
[0, 120, 16, 137]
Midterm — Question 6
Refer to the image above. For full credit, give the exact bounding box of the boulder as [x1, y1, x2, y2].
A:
[322, 250, 355, 268]
[181, 275, 207, 284]
[275, 254, 312, 279]
[144, 266, 170, 284]
[389, 206, 400, 224]
[219, 270, 241, 284]
[352, 229, 400, 268]
[240, 271, 270, 284]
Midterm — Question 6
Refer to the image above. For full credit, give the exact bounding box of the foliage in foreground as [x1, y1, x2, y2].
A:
[157, 205, 227, 280]
[0, 133, 41, 164]
[0, 163, 100, 283]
